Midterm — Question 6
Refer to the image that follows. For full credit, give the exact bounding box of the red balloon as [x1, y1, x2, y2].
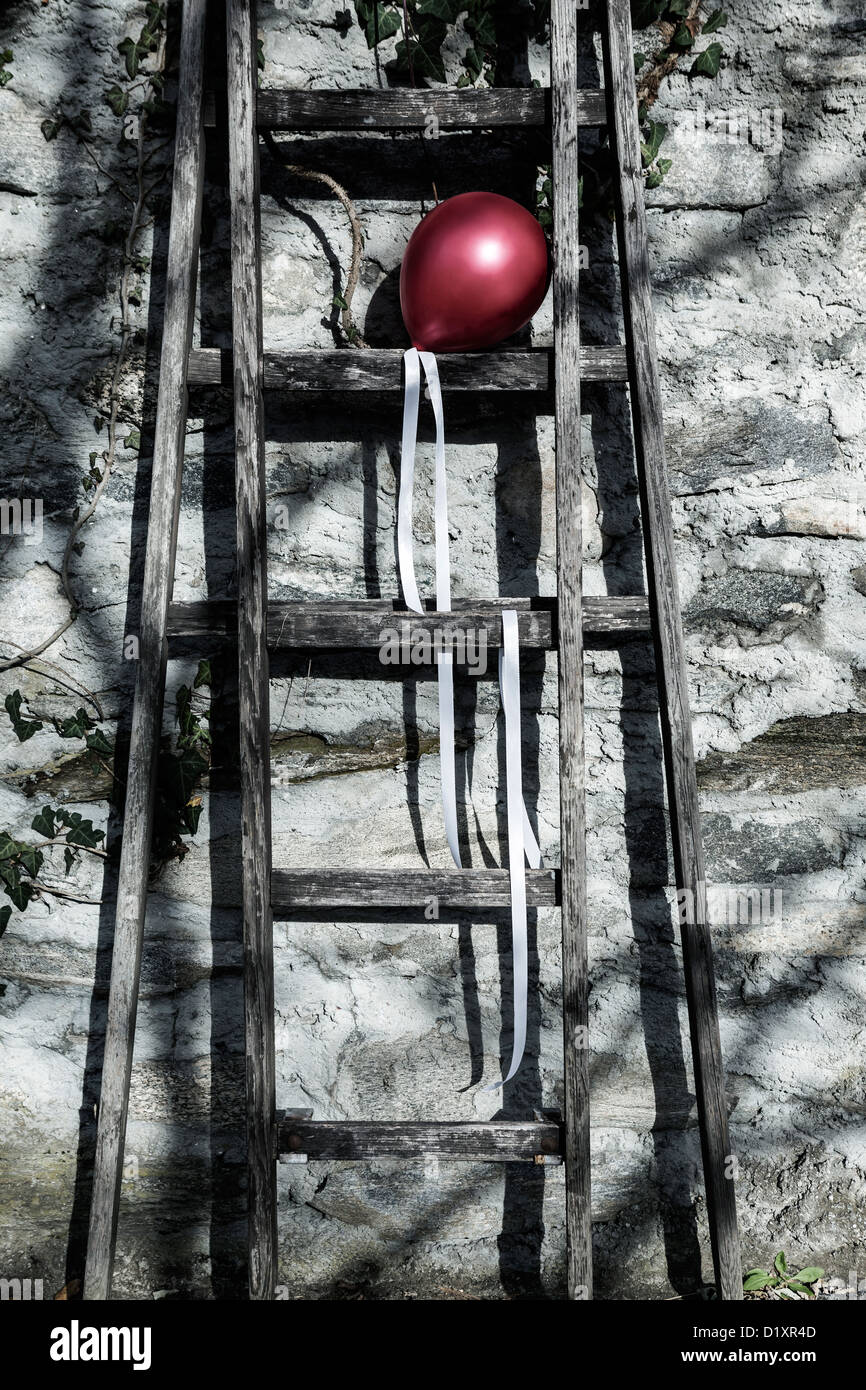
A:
[400, 192, 550, 353]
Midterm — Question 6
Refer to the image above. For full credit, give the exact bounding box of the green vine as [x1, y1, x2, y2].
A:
[347, 0, 730, 206]
[1, 691, 113, 927]
[0, 660, 213, 929]
[1, 2, 171, 678]
[151, 660, 213, 865]
[354, 0, 549, 89]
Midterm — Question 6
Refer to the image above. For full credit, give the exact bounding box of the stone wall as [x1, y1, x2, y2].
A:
[0, 0, 864, 1299]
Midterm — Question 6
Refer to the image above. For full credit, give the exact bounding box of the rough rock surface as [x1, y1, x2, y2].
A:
[0, 0, 864, 1301]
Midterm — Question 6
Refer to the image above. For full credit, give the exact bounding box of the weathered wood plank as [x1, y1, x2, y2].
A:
[187, 346, 629, 390]
[276, 1118, 563, 1161]
[272, 868, 560, 911]
[226, 0, 277, 1303]
[166, 595, 651, 646]
[604, 0, 742, 1302]
[83, 0, 207, 1304]
[201, 86, 607, 130]
[552, 0, 592, 1302]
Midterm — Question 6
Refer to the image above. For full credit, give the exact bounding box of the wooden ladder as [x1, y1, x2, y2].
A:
[82, 0, 742, 1302]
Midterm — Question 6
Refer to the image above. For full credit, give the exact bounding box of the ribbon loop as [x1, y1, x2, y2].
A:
[397, 349, 540, 1085]
[398, 348, 423, 615]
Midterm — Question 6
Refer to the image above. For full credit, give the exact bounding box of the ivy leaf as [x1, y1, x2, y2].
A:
[691, 41, 723, 77]
[55, 707, 94, 739]
[470, 9, 496, 47]
[666, 0, 690, 13]
[702, 9, 728, 33]
[17, 844, 43, 879]
[0, 904, 10, 933]
[463, 46, 482, 79]
[632, 0, 667, 23]
[0, 833, 19, 861]
[645, 171, 664, 189]
[639, 119, 667, 166]
[118, 36, 140, 80]
[64, 846, 76, 876]
[41, 118, 62, 141]
[332, 292, 348, 309]
[31, 806, 57, 839]
[419, 0, 457, 19]
[0, 70, 12, 89]
[183, 796, 203, 836]
[795, 1267, 825, 1284]
[5, 690, 43, 742]
[125, 429, 141, 451]
[65, 818, 105, 850]
[257, 38, 265, 70]
[104, 84, 129, 117]
[356, 0, 401, 46]
[396, 35, 446, 82]
[372, 5, 401, 45]
[163, 747, 210, 806]
[456, 72, 472, 87]
[670, 21, 695, 48]
[1, 864, 33, 911]
[194, 659, 211, 690]
[86, 729, 114, 757]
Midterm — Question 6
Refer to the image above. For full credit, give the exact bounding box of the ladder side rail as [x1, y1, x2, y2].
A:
[602, 0, 743, 1301]
[83, 0, 209, 1302]
[551, 0, 592, 1301]
[226, 0, 278, 1302]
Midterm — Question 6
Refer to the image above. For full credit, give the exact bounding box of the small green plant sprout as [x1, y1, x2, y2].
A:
[0, 47, 13, 88]
[743, 1252, 825, 1300]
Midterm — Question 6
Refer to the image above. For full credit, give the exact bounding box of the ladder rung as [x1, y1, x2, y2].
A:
[187, 346, 629, 391]
[271, 868, 560, 910]
[276, 1118, 563, 1162]
[166, 597, 652, 647]
[202, 87, 607, 131]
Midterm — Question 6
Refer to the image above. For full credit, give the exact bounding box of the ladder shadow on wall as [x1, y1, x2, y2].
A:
[579, 95, 706, 1294]
[60, 0, 186, 1298]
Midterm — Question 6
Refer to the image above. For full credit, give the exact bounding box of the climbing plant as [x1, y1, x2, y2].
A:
[1, 2, 171, 680]
[1, 661, 213, 928]
[151, 659, 213, 864]
[347, 0, 730, 198]
[1, 690, 112, 928]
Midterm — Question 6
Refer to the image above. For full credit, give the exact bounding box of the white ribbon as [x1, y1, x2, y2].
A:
[397, 348, 543, 1087]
